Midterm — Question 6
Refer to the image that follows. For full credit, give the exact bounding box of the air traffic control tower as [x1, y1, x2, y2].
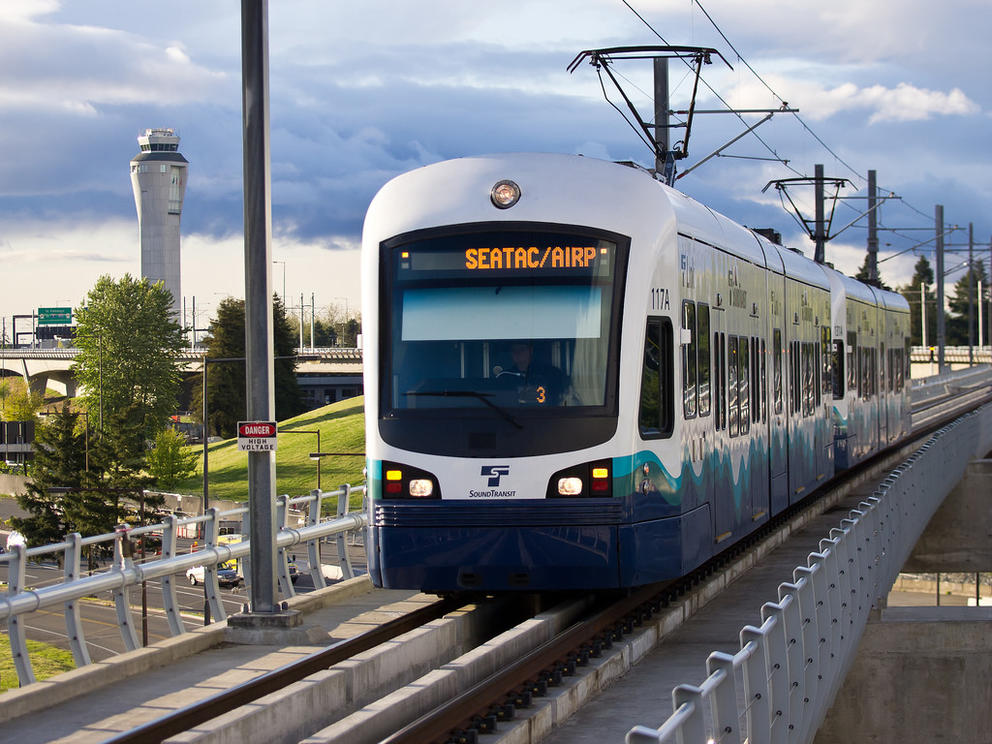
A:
[130, 128, 188, 314]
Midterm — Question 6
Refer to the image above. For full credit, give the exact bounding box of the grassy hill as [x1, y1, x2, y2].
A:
[172, 396, 366, 508]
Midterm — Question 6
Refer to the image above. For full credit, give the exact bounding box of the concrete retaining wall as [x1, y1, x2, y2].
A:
[903, 459, 992, 573]
[815, 607, 992, 744]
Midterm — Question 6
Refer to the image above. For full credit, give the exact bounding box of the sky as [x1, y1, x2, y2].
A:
[1, 0, 990, 334]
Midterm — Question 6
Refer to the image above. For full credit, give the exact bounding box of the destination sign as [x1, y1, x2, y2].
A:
[395, 231, 616, 279]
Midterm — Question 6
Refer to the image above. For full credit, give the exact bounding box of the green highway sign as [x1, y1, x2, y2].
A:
[38, 307, 72, 325]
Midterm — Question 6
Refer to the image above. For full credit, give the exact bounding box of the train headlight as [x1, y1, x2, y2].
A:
[548, 460, 612, 498]
[408, 479, 434, 498]
[490, 179, 521, 209]
[381, 461, 441, 500]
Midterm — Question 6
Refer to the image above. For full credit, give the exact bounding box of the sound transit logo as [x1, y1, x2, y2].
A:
[471, 465, 516, 498]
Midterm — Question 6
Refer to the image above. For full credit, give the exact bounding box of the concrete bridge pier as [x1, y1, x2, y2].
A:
[815, 457, 992, 744]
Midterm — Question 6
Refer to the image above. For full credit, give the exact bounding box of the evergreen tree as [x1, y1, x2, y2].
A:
[191, 296, 303, 439]
[74, 274, 185, 442]
[86, 401, 160, 528]
[898, 256, 937, 346]
[947, 260, 989, 346]
[853, 253, 891, 290]
[11, 405, 89, 546]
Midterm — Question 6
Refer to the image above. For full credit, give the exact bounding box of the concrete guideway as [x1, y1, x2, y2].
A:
[0, 577, 422, 742]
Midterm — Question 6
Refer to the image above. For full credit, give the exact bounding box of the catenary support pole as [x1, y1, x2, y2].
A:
[867, 170, 878, 284]
[936, 204, 946, 373]
[241, 0, 278, 616]
[814, 164, 825, 264]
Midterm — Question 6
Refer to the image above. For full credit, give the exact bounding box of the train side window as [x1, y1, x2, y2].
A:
[682, 302, 697, 419]
[814, 339, 821, 407]
[760, 339, 767, 421]
[880, 343, 887, 394]
[790, 341, 798, 415]
[832, 339, 844, 399]
[697, 304, 711, 416]
[772, 329, 783, 414]
[638, 317, 674, 439]
[739, 337, 750, 434]
[719, 332, 727, 430]
[847, 331, 857, 394]
[728, 335, 739, 437]
[750, 337, 759, 424]
[820, 327, 831, 403]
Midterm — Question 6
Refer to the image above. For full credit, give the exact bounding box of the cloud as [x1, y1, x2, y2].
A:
[0, 13, 228, 114]
[719, 73, 980, 124]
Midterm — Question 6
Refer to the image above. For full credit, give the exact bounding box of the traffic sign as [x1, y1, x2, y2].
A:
[37, 307, 72, 325]
[237, 421, 278, 451]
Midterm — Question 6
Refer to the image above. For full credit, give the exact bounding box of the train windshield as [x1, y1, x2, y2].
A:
[382, 227, 626, 420]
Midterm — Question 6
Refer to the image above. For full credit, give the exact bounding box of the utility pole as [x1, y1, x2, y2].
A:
[814, 164, 825, 264]
[968, 223, 974, 365]
[936, 205, 946, 373]
[239, 0, 280, 620]
[867, 170, 879, 284]
[653, 57, 674, 184]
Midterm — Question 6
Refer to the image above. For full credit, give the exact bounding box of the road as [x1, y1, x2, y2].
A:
[0, 559, 247, 661]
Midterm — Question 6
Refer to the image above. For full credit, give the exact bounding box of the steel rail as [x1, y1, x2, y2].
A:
[382, 585, 667, 744]
[103, 594, 469, 744]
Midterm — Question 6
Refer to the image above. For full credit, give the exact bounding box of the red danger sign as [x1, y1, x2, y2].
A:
[237, 421, 277, 451]
[239, 422, 276, 437]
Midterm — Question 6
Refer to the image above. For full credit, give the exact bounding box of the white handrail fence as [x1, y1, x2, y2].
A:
[1, 485, 367, 687]
[627, 405, 989, 744]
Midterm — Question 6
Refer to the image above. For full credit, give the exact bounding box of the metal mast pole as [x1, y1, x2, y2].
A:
[310, 292, 315, 351]
[814, 164, 825, 264]
[968, 223, 974, 365]
[936, 205, 946, 373]
[241, 0, 278, 616]
[867, 170, 878, 284]
[921, 283, 927, 349]
[653, 57, 674, 184]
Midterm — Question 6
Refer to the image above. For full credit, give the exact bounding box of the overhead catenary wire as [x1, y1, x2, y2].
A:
[622, 0, 940, 240]
[620, 0, 800, 177]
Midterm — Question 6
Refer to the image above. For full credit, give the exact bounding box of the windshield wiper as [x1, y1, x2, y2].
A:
[405, 390, 523, 430]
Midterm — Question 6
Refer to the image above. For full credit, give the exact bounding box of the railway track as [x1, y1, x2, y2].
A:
[23, 382, 991, 744]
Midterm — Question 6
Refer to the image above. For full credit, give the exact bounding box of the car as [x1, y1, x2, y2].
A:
[185, 564, 242, 588]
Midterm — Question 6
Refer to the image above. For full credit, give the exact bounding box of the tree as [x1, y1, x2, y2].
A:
[947, 260, 989, 346]
[898, 256, 937, 346]
[853, 253, 891, 290]
[86, 401, 161, 527]
[147, 428, 198, 491]
[191, 295, 303, 439]
[10, 405, 93, 546]
[2, 385, 43, 422]
[74, 274, 185, 444]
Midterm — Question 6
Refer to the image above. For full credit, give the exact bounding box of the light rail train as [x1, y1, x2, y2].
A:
[361, 153, 911, 592]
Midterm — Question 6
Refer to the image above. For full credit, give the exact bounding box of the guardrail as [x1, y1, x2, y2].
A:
[0, 485, 367, 687]
[626, 405, 990, 744]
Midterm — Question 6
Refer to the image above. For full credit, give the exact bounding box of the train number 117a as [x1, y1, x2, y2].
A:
[651, 287, 670, 311]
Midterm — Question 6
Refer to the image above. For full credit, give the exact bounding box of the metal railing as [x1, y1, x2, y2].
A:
[0, 485, 367, 687]
[627, 405, 990, 744]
